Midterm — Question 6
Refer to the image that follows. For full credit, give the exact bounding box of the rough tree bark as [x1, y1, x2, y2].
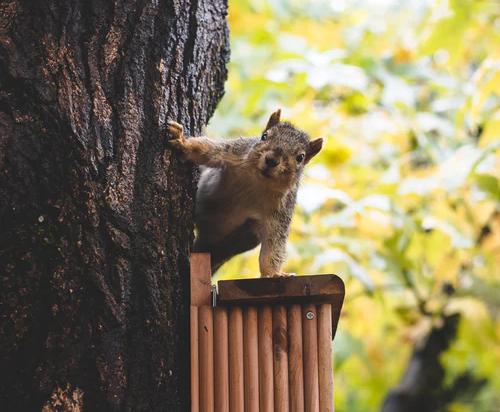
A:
[0, 1, 229, 411]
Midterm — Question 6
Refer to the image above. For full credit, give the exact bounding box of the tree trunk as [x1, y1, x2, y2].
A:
[380, 314, 461, 412]
[381, 214, 496, 412]
[0, 1, 229, 411]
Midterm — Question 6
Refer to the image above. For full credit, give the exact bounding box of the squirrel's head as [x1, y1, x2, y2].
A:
[248, 109, 324, 190]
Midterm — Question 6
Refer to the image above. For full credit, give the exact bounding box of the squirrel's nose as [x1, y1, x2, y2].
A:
[265, 156, 280, 168]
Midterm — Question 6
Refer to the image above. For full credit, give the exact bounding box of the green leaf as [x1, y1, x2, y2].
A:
[456, 276, 500, 308]
[475, 174, 500, 200]
[333, 330, 367, 370]
[312, 248, 374, 290]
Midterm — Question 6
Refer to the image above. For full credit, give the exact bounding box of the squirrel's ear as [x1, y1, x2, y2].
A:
[305, 137, 324, 164]
[264, 108, 281, 131]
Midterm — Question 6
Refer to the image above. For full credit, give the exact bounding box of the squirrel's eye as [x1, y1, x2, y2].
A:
[296, 154, 305, 163]
[261, 132, 268, 141]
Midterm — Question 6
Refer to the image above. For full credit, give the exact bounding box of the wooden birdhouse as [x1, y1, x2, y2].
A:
[190, 253, 345, 412]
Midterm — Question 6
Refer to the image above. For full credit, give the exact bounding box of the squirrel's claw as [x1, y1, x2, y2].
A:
[273, 272, 296, 278]
[166, 120, 188, 152]
[166, 120, 184, 140]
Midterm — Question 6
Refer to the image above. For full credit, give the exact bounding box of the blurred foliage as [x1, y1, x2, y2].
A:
[209, 0, 500, 410]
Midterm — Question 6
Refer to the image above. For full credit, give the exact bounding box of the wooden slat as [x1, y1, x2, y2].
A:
[273, 305, 289, 412]
[190, 306, 200, 412]
[258, 306, 274, 412]
[318, 304, 334, 412]
[288, 305, 304, 412]
[199, 306, 214, 412]
[303, 304, 319, 412]
[217, 275, 344, 338]
[190, 253, 212, 307]
[229, 307, 244, 412]
[244, 307, 259, 412]
[214, 307, 229, 412]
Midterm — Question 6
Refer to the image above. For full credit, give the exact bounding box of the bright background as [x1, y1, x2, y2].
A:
[208, 1, 500, 410]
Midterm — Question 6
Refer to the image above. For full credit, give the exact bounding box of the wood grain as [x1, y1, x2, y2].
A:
[199, 306, 214, 412]
[303, 304, 319, 412]
[218, 275, 343, 303]
[190, 306, 200, 412]
[318, 304, 334, 412]
[190, 253, 212, 307]
[244, 307, 259, 412]
[229, 307, 244, 412]
[273, 305, 289, 412]
[214, 307, 229, 412]
[288, 305, 305, 412]
[258, 306, 274, 412]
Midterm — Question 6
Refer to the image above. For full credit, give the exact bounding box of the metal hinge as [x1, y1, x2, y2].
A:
[211, 284, 217, 307]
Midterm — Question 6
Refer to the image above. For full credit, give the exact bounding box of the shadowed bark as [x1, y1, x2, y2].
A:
[0, 1, 229, 411]
[380, 314, 461, 412]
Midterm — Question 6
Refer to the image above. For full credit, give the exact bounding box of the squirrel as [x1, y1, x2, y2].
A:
[167, 109, 323, 277]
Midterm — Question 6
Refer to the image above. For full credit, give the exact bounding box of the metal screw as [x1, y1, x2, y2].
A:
[306, 311, 314, 320]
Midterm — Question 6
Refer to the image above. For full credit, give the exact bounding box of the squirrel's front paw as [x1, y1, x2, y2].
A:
[273, 272, 296, 278]
[166, 120, 187, 151]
